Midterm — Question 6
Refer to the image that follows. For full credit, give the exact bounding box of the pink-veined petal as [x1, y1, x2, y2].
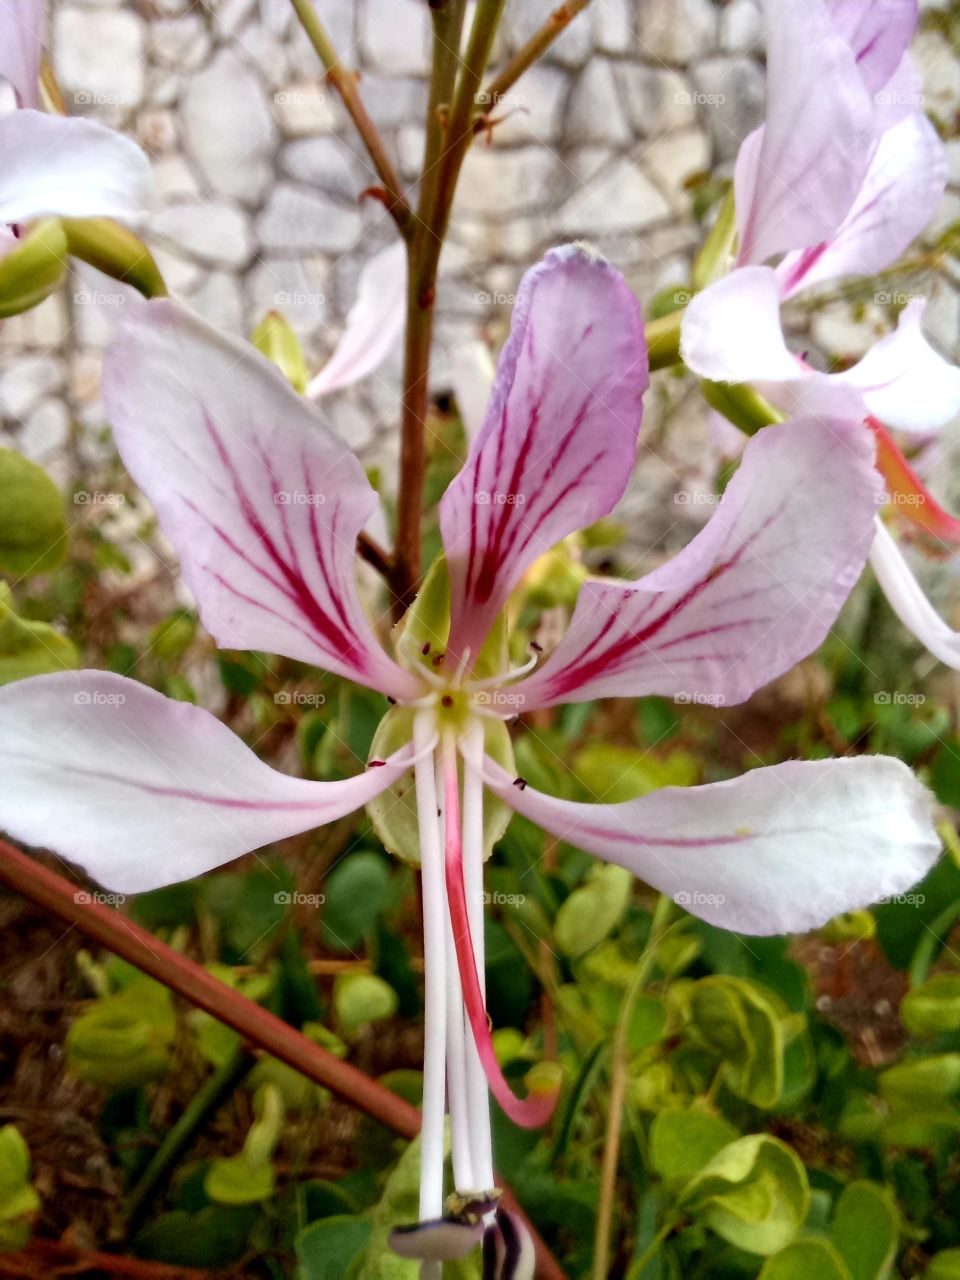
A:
[778, 113, 947, 297]
[439, 244, 648, 662]
[481, 755, 938, 937]
[836, 300, 960, 433]
[513, 417, 879, 709]
[681, 267, 800, 384]
[0, 110, 153, 225]
[306, 240, 406, 399]
[870, 517, 960, 667]
[0, 671, 418, 894]
[734, 0, 875, 265]
[102, 300, 420, 700]
[0, 0, 42, 106]
[830, 0, 917, 94]
[449, 339, 496, 443]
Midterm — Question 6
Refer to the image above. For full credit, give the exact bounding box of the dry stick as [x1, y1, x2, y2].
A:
[287, 0, 412, 236]
[0, 840, 566, 1280]
[480, 0, 592, 116]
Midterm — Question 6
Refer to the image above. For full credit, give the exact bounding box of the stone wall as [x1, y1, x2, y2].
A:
[1, 0, 958, 551]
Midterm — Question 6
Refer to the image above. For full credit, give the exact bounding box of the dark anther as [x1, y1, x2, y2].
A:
[441, 695, 454, 708]
[530, 641, 543, 653]
[387, 696, 396, 705]
[432, 653, 445, 667]
[369, 759, 386, 768]
[422, 642, 431, 655]
[512, 776, 527, 791]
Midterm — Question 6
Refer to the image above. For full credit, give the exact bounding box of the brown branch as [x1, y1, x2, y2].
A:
[357, 530, 394, 582]
[288, 0, 412, 236]
[0, 840, 566, 1280]
[480, 1, 592, 114]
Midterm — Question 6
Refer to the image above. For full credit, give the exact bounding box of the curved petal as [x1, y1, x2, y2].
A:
[439, 245, 648, 662]
[0, 110, 153, 225]
[681, 267, 800, 384]
[869, 418, 960, 545]
[778, 113, 947, 297]
[0, 671, 417, 893]
[513, 418, 879, 708]
[306, 240, 406, 399]
[102, 300, 420, 701]
[481, 755, 939, 937]
[449, 339, 496, 443]
[836, 300, 960, 433]
[0, 0, 43, 107]
[734, 0, 875, 265]
[830, 0, 917, 94]
[870, 517, 960, 667]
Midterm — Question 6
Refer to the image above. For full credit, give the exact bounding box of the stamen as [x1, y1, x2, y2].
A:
[466, 648, 539, 692]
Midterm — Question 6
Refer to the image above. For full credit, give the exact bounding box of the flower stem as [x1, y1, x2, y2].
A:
[479, 1, 592, 113]
[591, 896, 675, 1280]
[287, 0, 411, 235]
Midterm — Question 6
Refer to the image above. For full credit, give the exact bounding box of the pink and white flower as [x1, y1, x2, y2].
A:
[0, 247, 939, 1268]
[680, 0, 960, 670]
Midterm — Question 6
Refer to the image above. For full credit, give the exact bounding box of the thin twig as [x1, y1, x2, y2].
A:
[288, 0, 412, 235]
[357, 530, 393, 582]
[480, 1, 592, 114]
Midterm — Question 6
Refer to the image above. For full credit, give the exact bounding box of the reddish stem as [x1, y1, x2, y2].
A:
[869, 416, 960, 547]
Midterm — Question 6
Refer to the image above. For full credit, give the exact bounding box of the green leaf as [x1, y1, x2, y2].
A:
[134, 1206, 258, 1267]
[297, 1215, 372, 1280]
[649, 1108, 740, 1189]
[322, 852, 391, 951]
[0, 1127, 39, 1254]
[758, 1239, 852, 1280]
[573, 743, 698, 803]
[929, 1250, 960, 1280]
[334, 973, 398, 1034]
[0, 581, 78, 684]
[252, 310, 310, 393]
[901, 974, 960, 1036]
[878, 1054, 960, 1107]
[0, 448, 66, 576]
[0, 218, 68, 317]
[554, 864, 632, 958]
[830, 1181, 898, 1280]
[66, 980, 175, 1088]
[204, 1154, 276, 1206]
[679, 1134, 809, 1256]
[688, 976, 785, 1107]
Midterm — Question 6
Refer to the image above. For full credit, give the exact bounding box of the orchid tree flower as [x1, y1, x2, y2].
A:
[0, 247, 940, 1272]
[0, 0, 152, 265]
[680, 0, 960, 670]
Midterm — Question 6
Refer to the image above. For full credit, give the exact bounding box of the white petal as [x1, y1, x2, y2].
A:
[306, 240, 406, 399]
[0, 672, 416, 893]
[0, 110, 153, 225]
[681, 267, 800, 384]
[870, 517, 960, 668]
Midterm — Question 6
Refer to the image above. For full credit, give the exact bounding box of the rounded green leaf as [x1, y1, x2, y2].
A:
[929, 1250, 960, 1280]
[689, 976, 785, 1108]
[204, 1155, 275, 1206]
[901, 974, 960, 1037]
[0, 582, 78, 684]
[66, 982, 175, 1088]
[554, 864, 632, 958]
[679, 1134, 809, 1256]
[334, 973, 398, 1034]
[759, 1239, 852, 1280]
[296, 1214, 372, 1280]
[649, 1108, 740, 1189]
[878, 1054, 960, 1107]
[830, 1181, 898, 1280]
[0, 449, 66, 576]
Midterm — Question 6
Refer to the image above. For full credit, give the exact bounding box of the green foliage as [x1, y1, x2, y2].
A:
[251, 310, 311, 392]
[0, 1127, 40, 1253]
[0, 581, 78, 683]
[0, 448, 66, 577]
[66, 979, 176, 1088]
